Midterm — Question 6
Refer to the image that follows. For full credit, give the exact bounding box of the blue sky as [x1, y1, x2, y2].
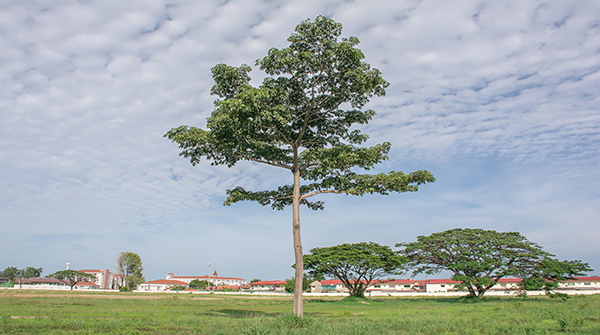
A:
[1, 0, 599, 282]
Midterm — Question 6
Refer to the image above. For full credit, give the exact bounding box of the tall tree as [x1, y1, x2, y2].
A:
[3, 266, 42, 289]
[47, 270, 96, 291]
[303, 242, 404, 297]
[166, 16, 435, 316]
[398, 228, 592, 299]
[116, 252, 145, 291]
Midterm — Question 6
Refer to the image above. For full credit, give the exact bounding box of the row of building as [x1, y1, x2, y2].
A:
[4, 268, 600, 296]
[138, 274, 600, 295]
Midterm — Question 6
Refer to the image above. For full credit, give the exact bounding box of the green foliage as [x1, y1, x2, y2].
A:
[116, 252, 145, 291]
[170, 285, 186, 291]
[46, 270, 96, 290]
[188, 279, 214, 290]
[284, 276, 313, 293]
[250, 279, 262, 283]
[521, 258, 592, 299]
[165, 15, 434, 315]
[165, 15, 434, 211]
[2, 266, 43, 288]
[398, 228, 592, 299]
[304, 242, 405, 297]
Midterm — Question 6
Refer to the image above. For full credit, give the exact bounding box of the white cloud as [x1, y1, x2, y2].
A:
[0, 0, 598, 280]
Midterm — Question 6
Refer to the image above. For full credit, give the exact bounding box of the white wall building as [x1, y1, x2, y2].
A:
[165, 272, 246, 286]
[138, 279, 189, 291]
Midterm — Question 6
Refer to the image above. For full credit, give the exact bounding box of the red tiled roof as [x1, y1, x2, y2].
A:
[75, 281, 100, 287]
[424, 279, 461, 284]
[250, 280, 287, 286]
[20, 278, 64, 284]
[497, 278, 522, 283]
[574, 276, 600, 281]
[384, 279, 416, 285]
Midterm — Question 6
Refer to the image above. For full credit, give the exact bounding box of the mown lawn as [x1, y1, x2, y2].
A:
[0, 290, 599, 334]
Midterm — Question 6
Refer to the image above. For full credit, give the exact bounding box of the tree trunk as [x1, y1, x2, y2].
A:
[292, 169, 303, 317]
[466, 285, 476, 297]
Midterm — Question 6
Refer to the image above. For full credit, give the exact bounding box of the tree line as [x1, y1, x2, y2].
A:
[300, 228, 591, 299]
[2, 251, 145, 291]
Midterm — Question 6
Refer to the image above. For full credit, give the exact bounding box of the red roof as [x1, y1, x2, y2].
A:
[424, 279, 461, 284]
[575, 276, 600, 281]
[75, 281, 100, 287]
[497, 278, 522, 283]
[250, 280, 287, 286]
[384, 279, 416, 285]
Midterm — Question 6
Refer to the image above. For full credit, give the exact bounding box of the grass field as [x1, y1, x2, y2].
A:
[1, 290, 599, 334]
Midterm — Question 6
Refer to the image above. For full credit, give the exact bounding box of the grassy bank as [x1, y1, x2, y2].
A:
[1, 290, 599, 334]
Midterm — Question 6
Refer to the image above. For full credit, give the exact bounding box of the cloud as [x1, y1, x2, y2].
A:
[0, 0, 598, 280]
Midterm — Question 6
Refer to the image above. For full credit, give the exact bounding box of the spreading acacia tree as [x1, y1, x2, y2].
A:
[166, 16, 435, 316]
[304, 242, 404, 297]
[47, 270, 97, 291]
[397, 228, 591, 299]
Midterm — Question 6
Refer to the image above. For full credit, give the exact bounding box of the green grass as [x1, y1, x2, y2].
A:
[0, 290, 599, 334]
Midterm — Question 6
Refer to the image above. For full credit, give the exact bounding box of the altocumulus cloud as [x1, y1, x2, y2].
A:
[0, 0, 598, 280]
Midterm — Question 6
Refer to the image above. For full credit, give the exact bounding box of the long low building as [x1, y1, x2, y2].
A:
[165, 271, 246, 286]
[138, 279, 189, 291]
[310, 277, 600, 294]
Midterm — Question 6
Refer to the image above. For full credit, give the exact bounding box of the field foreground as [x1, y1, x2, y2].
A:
[1, 290, 599, 334]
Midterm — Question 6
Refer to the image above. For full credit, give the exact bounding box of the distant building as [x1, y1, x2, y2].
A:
[165, 271, 246, 286]
[242, 280, 287, 292]
[138, 279, 189, 291]
[80, 269, 124, 289]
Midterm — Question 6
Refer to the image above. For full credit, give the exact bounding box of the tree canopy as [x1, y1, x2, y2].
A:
[166, 15, 434, 316]
[3, 266, 43, 289]
[116, 252, 145, 291]
[397, 228, 591, 299]
[304, 242, 405, 297]
[47, 270, 96, 291]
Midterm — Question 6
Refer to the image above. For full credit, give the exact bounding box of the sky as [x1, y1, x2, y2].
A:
[1, 0, 599, 282]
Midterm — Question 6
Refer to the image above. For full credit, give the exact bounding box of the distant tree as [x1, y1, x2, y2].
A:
[3, 266, 43, 289]
[250, 279, 261, 283]
[284, 275, 316, 293]
[397, 228, 592, 299]
[116, 252, 145, 291]
[2, 267, 18, 284]
[47, 270, 96, 291]
[303, 242, 404, 297]
[188, 279, 214, 290]
[165, 15, 435, 317]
